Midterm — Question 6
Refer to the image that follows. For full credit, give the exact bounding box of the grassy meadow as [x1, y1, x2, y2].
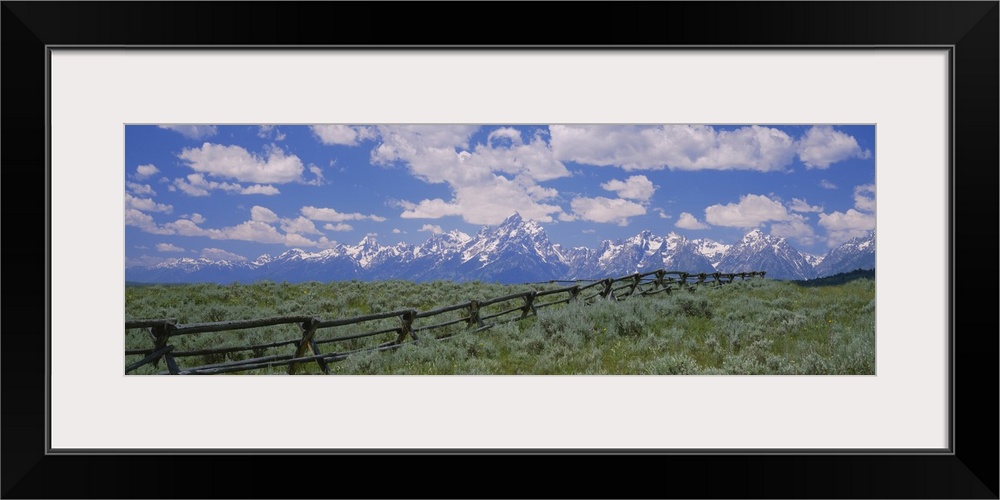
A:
[125, 275, 875, 375]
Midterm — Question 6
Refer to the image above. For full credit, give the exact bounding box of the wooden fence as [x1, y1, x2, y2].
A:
[125, 270, 765, 375]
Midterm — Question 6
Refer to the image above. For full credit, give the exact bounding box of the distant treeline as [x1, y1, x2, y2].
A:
[792, 268, 875, 287]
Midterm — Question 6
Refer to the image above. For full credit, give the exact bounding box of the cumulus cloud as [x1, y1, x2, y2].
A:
[819, 209, 876, 247]
[788, 198, 823, 213]
[653, 208, 672, 219]
[251, 206, 279, 223]
[156, 243, 185, 253]
[570, 196, 646, 226]
[280, 216, 321, 235]
[310, 125, 377, 146]
[770, 218, 817, 247]
[188, 213, 206, 224]
[399, 198, 464, 219]
[392, 228, 403, 234]
[173, 173, 242, 197]
[675, 212, 709, 230]
[819, 179, 838, 190]
[323, 223, 354, 232]
[135, 164, 159, 180]
[601, 175, 656, 202]
[301, 206, 384, 222]
[704, 194, 797, 228]
[549, 125, 798, 172]
[125, 209, 172, 235]
[159, 125, 218, 140]
[178, 143, 305, 184]
[240, 184, 280, 195]
[125, 193, 173, 213]
[797, 126, 872, 169]
[127, 182, 156, 196]
[418, 224, 444, 234]
[853, 184, 875, 212]
[200, 248, 248, 262]
[372, 125, 570, 224]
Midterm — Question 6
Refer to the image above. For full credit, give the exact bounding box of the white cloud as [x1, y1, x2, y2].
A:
[156, 243, 185, 253]
[125, 193, 173, 213]
[127, 182, 156, 196]
[392, 228, 403, 234]
[704, 194, 796, 228]
[178, 143, 305, 184]
[310, 125, 377, 146]
[788, 198, 823, 213]
[853, 184, 875, 212]
[372, 125, 569, 225]
[125, 209, 172, 235]
[819, 209, 876, 247]
[323, 223, 354, 232]
[306, 165, 325, 186]
[280, 216, 321, 235]
[301, 206, 384, 222]
[188, 213, 206, 224]
[797, 126, 871, 169]
[819, 179, 838, 190]
[250, 206, 279, 223]
[549, 125, 798, 172]
[656, 210, 672, 219]
[257, 125, 286, 141]
[601, 175, 656, 202]
[582, 229, 596, 234]
[240, 184, 281, 195]
[200, 248, 248, 262]
[135, 164, 159, 179]
[401, 175, 565, 225]
[399, 198, 464, 219]
[159, 125, 218, 140]
[770, 218, 817, 247]
[675, 212, 709, 230]
[173, 173, 242, 197]
[418, 224, 444, 234]
[570, 196, 646, 225]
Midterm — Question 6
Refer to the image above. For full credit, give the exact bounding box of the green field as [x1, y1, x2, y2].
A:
[125, 275, 875, 375]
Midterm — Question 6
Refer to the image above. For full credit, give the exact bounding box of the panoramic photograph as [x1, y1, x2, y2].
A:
[125, 124, 876, 375]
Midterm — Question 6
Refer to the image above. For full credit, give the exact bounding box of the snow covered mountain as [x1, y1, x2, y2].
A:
[814, 230, 876, 277]
[126, 214, 872, 284]
[715, 229, 818, 280]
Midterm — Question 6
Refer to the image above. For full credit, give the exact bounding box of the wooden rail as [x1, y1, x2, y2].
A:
[125, 269, 765, 375]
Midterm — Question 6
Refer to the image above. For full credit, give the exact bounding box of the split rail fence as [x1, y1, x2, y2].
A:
[125, 270, 764, 375]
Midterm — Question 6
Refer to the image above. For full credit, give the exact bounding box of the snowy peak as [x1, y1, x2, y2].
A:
[718, 229, 816, 280]
[815, 230, 875, 277]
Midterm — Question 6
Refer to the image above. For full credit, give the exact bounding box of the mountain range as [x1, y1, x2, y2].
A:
[126, 212, 876, 284]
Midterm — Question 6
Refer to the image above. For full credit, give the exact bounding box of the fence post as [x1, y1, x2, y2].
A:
[569, 285, 580, 302]
[628, 273, 642, 296]
[149, 320, 179, 374]
[600, 278, 615, 301]
[289, 317, 325, 375]
[520, 291, 537, 319]
[712, 272, 721, 286]
[396, 309, 417, 343]
[467, 300, 484, 328]
[654, 270, 666, 289]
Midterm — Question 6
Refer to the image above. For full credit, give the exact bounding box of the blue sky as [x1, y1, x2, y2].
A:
[125, 124, 875, 266]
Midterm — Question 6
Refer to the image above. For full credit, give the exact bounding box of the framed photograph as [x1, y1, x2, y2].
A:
[5, 2, 996, 498]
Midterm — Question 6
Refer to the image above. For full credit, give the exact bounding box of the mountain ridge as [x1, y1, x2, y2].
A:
[126, 213, 875, 284]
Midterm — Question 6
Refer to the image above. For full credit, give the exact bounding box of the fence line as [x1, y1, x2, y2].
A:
[125, 269, 765, 375]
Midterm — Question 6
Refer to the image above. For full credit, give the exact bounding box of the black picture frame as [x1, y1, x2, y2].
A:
[3, 2, 997, 498]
